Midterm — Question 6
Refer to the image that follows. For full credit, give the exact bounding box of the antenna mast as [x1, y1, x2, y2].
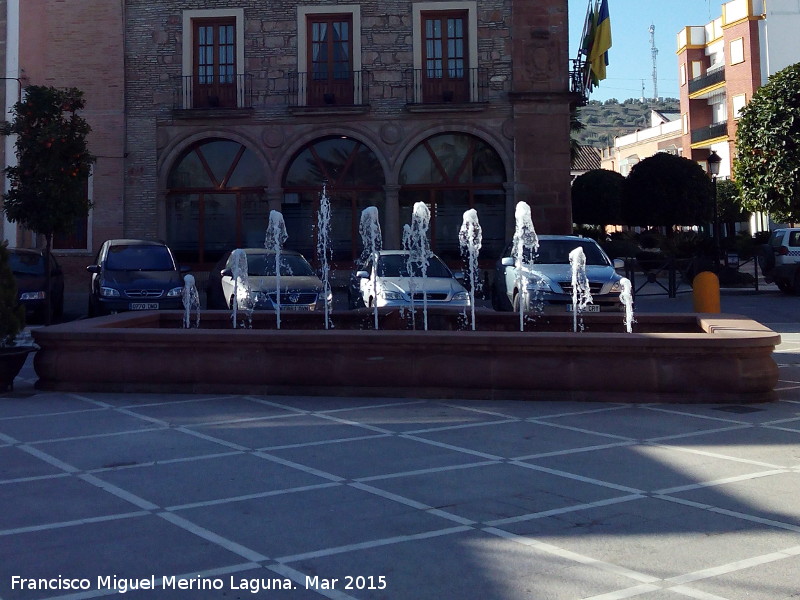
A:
[649, 24, 658, 100]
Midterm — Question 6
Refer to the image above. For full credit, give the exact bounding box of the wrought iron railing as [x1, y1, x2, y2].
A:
[173, 74, 255, 110]
[691, 122, 728, 144]
[287, 71, 369, 107]
[688, 67, 725, 94]
[404, 68, 488, 104]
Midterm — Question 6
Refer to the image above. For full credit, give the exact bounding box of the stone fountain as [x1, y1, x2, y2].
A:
[30, 203, 781, 404]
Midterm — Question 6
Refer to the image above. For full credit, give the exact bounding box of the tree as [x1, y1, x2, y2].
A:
[569, 108, 585, 164]
[716, 178, 750, 229]
[623, 152, 712, 227]
[1, 86, 94, 323]
[571, 168, 624, 227]
[734, 62, 800, 223]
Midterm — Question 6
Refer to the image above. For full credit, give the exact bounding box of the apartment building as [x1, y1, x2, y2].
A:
[599, 109, 683, 176]
[676, 0, 800, 179]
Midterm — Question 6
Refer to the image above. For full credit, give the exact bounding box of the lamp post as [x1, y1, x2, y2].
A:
[706, 150, 722, 269]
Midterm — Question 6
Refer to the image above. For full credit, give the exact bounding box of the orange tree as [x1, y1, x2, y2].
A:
[1, 86, 94, 322]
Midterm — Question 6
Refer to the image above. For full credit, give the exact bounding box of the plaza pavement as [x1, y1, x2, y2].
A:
[1, 285, 800, 600]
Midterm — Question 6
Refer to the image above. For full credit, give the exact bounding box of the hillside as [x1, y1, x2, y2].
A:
[574, 98, 680, 148]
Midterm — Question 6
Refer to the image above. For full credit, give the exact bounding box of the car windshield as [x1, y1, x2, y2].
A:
[512, 240, 610, 267]
[241, 254, 315, 277]
[9, 252, 44, 276]
[376, 254, 452, 278]
[106, 245, 176, 271]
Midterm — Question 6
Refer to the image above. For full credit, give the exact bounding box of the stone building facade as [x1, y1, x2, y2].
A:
[126, 0, 574, 268]
[3, 0, 576, 281]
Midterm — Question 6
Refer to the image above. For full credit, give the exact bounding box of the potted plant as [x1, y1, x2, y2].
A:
[0, 240, 31, 391]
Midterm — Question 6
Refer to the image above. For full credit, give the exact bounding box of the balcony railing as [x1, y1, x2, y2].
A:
[288, 71, 370, 108]
[174, 74, 255, 110]
[688, 67, 725, 95]
[691, 122, 728, 144]
[405, 68, 488, 105]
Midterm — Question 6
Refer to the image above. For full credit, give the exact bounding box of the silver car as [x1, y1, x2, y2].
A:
[207, 249, 328, 311]
[355, 250, 470, 308]
[492, 235, 625, 313]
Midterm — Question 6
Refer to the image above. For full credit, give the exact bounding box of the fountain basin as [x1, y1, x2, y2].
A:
[32, 309, 780, 403]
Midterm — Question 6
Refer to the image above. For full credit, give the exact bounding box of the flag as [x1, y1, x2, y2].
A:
[589, 0, 611, 83]
[579, 2, 599, 90]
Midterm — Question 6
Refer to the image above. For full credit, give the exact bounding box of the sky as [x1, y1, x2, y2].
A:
[568, 0, 724, 102]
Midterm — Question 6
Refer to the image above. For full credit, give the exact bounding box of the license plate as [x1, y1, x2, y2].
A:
[129, 303, 159, 310]
[279, 305, 312, 311]
[566, 304, 600, 312]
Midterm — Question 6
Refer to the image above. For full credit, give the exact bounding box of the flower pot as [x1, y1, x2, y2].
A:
[0, 346, 34, 392]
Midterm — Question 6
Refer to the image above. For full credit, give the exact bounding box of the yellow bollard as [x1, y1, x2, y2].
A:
[693, 271, 721, 313]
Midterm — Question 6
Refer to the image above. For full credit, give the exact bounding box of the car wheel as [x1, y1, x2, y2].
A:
[492, 281, 513, 312]
[792, 271, 800, 295]
[53, 297, 64, 319]
[758, 244, 775, 281]
[348, 290, 365, 310]
[777, 279, 792, 294]
[512, 290, 521, 312]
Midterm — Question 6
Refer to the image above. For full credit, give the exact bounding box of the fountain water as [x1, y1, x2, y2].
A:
[569, 247, 593, 333]
[181, 274, 200, 329]
[620, 277, 634, 333]
[459, 209, 482, 331]
[511, 201, 539, 332]
[359, 206, 382, 330]
[317, 185, 333, 330]
[402, 202, 432, 330]
[229, 249, 252, 329]
[264, 210, 288, 330]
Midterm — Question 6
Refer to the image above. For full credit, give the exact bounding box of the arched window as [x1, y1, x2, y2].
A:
[283, 136, 384, 261]
[399, 133, 506, 260]
[166, 139, 266, 264]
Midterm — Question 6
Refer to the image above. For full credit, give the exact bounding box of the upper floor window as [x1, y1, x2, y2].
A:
[296, 6, 362, 107]
[422, 11, 468, 103]
[181, 9, 246, 109]
[729, 38, 745, 65]
[308, 14, 353, 105]
[412, 2, 478, 104]
[194, 18, 236, 108]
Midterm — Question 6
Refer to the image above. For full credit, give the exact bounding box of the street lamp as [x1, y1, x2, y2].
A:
[706, 150, 722, 269]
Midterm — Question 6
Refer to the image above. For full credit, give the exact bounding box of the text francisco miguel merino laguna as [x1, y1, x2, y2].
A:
[10, 573, 389, 593]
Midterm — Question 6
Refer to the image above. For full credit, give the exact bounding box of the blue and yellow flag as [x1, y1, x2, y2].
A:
[589, 0, 611, 82]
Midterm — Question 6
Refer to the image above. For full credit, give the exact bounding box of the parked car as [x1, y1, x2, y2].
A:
[759, 228, 800, 294]
[491, 235, 625, 312]
[206, 248, 328, 311]
[352, 250, 470, 309]
[87, 239, 188, 317]
[8, 248, 64, 322]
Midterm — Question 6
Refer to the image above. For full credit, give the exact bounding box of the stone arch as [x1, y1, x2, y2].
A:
[395, 130, 508, 260]
[280, 134, 387, 262]
[163, 136, 269, 264]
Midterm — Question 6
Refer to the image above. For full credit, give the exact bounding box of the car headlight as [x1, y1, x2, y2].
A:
[452, 291, 470, 302]
[382, 290, 405, 300]
[100, 286, 120, 298]
[609, 281, 623, 293]
[527, 279, 554, 293]
[20, 291, 46, 300]
[167, 287, 184, 298]
[252, 291, 268, 303]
